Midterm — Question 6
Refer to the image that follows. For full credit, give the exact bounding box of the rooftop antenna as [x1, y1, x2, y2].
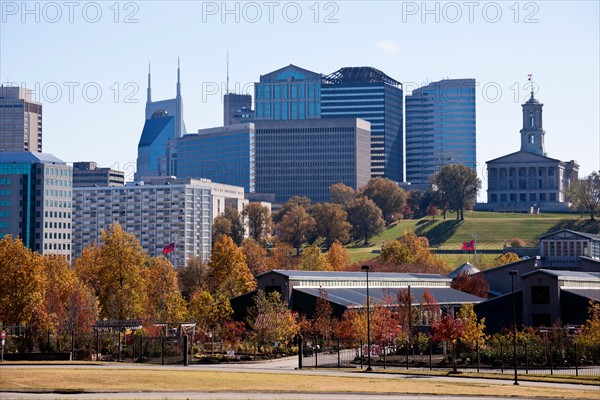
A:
[147, 62, 152, 103]
[226, 51, 230, 94]
[527, 73, 534, 98]
[177, 56, 181, 97]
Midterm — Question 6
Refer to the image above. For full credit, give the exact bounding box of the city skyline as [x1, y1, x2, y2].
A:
[2, 1, 598, 199]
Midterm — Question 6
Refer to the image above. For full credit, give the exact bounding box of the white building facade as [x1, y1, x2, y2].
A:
[72, 178, 246, 267]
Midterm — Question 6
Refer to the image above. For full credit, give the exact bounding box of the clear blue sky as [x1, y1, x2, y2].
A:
[2, 1, 599, 197]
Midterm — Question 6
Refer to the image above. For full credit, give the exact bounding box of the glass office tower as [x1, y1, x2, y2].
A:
[254, 64, 322, 120]
[321, 67, 404, 183]
[405, 79, 476, 184]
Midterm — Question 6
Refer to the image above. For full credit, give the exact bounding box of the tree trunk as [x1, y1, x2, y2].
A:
[590, 208, 595, 221]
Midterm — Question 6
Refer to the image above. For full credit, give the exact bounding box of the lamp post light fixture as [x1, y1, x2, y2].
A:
[361, 264, 372, 372]
[509, 270, 519, 385]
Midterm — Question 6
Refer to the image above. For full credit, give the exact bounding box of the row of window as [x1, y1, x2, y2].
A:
[44, 211, 71, 218]
[44, 243, 70, 250]
[490, 193, 557, 202]
[44, 232, 71, 240]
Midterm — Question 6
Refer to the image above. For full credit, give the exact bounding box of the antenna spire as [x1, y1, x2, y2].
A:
[177, 57, 181, 97]
[527, 73, 534, 99]
[226, 51, 230, 94]
[147, 62, 152, 103]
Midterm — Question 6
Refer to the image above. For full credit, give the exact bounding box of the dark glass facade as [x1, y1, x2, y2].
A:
[405, 79, 476, 184]
[176, 124, 255, 193]
[321, 68, 404, 183]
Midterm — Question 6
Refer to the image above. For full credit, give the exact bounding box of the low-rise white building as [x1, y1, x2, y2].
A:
[72, 177, 247, 267]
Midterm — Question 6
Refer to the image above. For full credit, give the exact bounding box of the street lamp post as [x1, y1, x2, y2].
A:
[361, 265, 372, 371]
[509, 270, 519, 385]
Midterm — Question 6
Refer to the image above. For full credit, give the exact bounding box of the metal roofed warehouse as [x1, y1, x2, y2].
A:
[231, 270, 486, 320]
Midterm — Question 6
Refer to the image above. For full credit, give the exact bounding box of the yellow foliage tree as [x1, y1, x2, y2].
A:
[491, 252, 521, 267]
[208, 235, 256, 298]
[0, 235, 46, 325]
[578, 300, 600, 347]
[76, 223, 148, 320]
[326, 241, 352, 271]
[144, 257, 188, 322]
[300, 244, 331, 271]
[457, 303, 487, 350]
[188, 289, 233, 337]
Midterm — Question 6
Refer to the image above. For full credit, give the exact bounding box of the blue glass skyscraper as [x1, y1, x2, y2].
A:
[254, 64, 322, 120]
[136, 62, 186, 180]
[405, 79, 476, 184]
[321, 67, 404, 183]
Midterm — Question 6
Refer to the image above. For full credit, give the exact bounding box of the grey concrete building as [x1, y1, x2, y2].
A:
[254, 118, 371, 203]
[73, 161, 125, 188]
[0, 86, 43, 152]
[224, 93, 255, 125]
[72, 177, 246, 266]
[485, 92, 578, 212]
[0, 152, 72, 258]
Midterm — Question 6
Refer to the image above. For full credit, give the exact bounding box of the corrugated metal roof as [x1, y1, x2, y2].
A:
[447, 262, 480, 278]
[562, 288, 600, 302]
[294, 287, 485, 308]
[268, 269, 450, 282]
[522, 269, 600, 280]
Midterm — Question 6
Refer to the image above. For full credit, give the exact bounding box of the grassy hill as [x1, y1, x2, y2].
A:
[347, 211, 600, 264]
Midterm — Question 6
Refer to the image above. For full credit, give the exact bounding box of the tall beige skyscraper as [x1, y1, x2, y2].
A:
[0, 86, 43, 152]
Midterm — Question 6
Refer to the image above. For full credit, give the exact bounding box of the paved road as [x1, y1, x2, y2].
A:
[0, 392, 564, 400]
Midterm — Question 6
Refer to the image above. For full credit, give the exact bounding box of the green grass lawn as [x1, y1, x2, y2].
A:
[347, 211, 598, 264]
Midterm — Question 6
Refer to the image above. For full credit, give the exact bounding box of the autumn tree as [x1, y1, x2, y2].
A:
[207, 235, 256, 298]
[248, 290, 299, 350]
[457, 303, 487, 350]
[270, 242, 299, 270]
[578, 300, 600, 347]
[337, 308, 367, 342]
[242, 239, 274, 276]
[568, 171, 600, 220]
[397, 288, 416, 342]
[420, 289, 440, 326]
[76, 224, 148, 320]
[510, 238, 526, 248]
[406, 190, 424, 217]
[212, 206, 245, 246]
[358, 177, 406, 222]
[426, 204, 439, 220]
[299, 244, 331, 271]
[431, 314, 464, 347]
[312, 202, 351, 249]
[381, 232, 436, 266]
[144, 257, 188, 322]
[277, 205, 316, 255]
[346, 197, 385, 246]
[431, 164, 481, 220]
[371, 295, 402, 345]
[42, 255, 98, 338]
[491, 252, 521, 267]
[274, 196, 312, 223]
[311, 288, 337, 341]
[451, 272, 489, 298]
[329, 182, 355, 207]
[243, 202, 272, 243]
[0, 235, 46, 326]
[177, 256, 209, 301]
[326, 241, 351, 271]
[188, 289, 233, 338]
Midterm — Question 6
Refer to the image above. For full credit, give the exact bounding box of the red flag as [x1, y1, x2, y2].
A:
[461, 240, 475, 251]
[163, 242, 175, 255]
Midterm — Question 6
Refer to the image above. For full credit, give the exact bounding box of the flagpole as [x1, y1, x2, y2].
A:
[472, 233, 478, 269]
